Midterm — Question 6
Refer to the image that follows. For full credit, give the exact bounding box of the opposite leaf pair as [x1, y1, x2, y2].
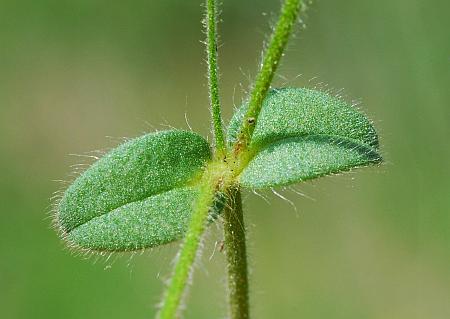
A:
[57, 87, 381, 252]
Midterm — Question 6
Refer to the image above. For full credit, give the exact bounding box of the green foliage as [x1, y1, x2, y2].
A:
[227, 88, 381, 188]
[55, 1, 382, 318]
[67, 187, 198, 251]
[57, 130, 211, 251]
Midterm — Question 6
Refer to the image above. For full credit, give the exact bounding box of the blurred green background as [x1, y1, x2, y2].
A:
[1, 0, 449, 318]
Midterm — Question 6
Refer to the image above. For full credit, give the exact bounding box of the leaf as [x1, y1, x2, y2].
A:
[227, 88, 382, 188]
[67, 187, 198, 251]
[57, 130, 211, 251]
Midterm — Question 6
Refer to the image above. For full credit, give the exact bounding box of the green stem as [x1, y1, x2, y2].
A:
[159, 1, 304, 317]
[223, 188, 249, 319]
[158, 174, 217, 319]
[206, 0, 226, 157]
[234, 0, 302, 153]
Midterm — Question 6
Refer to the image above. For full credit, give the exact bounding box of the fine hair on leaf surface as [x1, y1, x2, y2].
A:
[54, 0, 382, 318]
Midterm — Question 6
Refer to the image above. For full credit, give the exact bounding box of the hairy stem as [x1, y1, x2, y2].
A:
[223, 188, 249, 319]
[234, 0, 303, 153]
[206, 0, 226, 157]
[158, 172, 218, 319]
[159, 1, 305, 317]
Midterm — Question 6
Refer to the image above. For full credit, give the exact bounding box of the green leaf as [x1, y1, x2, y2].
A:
[227, 88, 382, 188]
[67, 187, 198, 251]
[57, 130, 212, 251]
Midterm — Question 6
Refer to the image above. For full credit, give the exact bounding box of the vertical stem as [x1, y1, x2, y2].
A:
[158, 177, 217, 319]
[159, 1, 306, 317]
[206, 0, 226, 157]
[234, 0, 303, 153]
[223, 188, 249, 319]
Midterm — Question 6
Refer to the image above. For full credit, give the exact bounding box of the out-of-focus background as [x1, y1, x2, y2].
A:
[1, 0, 449, 318]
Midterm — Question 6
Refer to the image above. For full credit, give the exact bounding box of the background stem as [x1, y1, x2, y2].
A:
[206, 0, 226, 157]
[223, 188, 249, 319]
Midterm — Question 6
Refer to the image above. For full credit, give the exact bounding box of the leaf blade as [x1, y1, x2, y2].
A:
[228, 88, 378, 149]
[227, 88, 382, 188]
[239, 135, 381, 188]
[67, 187, 198, 251]
[57, 130, 211, 250]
